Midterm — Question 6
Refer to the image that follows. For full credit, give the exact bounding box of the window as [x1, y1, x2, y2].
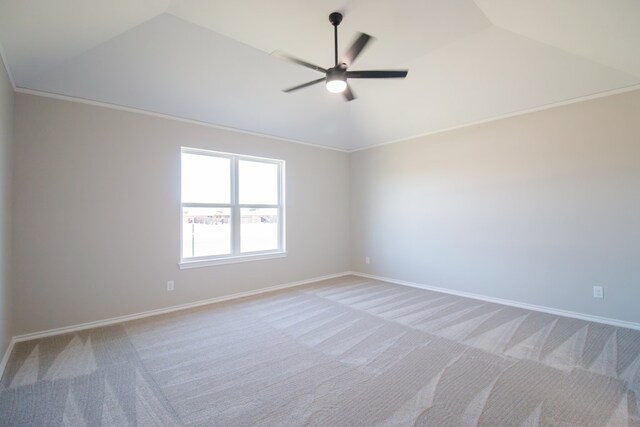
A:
[180, 148, 285, 268]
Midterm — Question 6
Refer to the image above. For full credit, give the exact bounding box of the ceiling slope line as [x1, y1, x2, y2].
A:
[348, 83, 640, 153]
[0, 39, 17, 90]
[472, 1, 640, 80]
[19, 12, 169, 89]
[495, 26, 640, 81]
[14, 87, 349, 153]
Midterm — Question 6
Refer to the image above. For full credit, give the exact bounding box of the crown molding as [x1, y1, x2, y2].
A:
[14, 87, 349, 153]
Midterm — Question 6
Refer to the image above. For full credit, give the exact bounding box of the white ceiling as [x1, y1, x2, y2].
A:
[0, 0, 638, 151]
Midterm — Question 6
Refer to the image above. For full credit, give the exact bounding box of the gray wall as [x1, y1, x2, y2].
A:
[0, 58, 14, 353]
[9, 87, 640, 337]
[11, 93, 351, 335]
[351, 89, 640, 323]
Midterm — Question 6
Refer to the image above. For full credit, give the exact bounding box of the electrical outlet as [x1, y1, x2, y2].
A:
[365, 256, 370, 265]
[593, 286, 603, 299]
[167, 280, 175, 291]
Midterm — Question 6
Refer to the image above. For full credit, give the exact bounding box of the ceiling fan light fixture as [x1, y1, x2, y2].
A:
[326, 77, 347, 93]
[326, 69, 347, 93]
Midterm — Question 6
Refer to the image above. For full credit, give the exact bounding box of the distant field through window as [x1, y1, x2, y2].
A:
[180, 148, 285, 267]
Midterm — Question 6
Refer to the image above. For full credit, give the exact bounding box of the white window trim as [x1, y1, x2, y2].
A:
[179, 147, 286, 268]
[179, 252, 287, 269]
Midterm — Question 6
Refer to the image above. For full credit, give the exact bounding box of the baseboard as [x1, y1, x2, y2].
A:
[11, 271, 352, 344]
[0, 337, 16, 381]
[351, 271, 640, 331]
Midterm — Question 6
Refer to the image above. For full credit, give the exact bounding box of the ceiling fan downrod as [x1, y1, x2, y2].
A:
[329, 12, 343, 67]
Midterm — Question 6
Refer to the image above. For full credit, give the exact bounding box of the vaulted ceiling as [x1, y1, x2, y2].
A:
[1, 0, 639, 151]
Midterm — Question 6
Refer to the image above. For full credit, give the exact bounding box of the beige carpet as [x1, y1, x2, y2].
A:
[2, 275, 640, 426]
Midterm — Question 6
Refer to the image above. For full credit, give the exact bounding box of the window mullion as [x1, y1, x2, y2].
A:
[182, 203, 232, 208]
[231, 156, 241, 255]
[237, 204, 279, 209]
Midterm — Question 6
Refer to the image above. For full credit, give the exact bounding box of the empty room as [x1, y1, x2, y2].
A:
[1, 1, 639, 426]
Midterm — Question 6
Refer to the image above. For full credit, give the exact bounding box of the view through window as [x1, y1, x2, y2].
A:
[181, 148, 285, 265]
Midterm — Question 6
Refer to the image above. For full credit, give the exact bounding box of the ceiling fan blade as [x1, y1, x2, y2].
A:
[341, 33, 372, 68]
[347, 70, 408, 79]
[272, 50, 327, 74]
[343, 84, 355, 101]
[283, 77, 325, 93]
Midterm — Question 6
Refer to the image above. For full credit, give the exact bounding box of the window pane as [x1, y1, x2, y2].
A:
[241, 208, 279, 253]
[239, 160, 278, 205]
[182, 207, 231, 257]
[181, 153, 230, 204]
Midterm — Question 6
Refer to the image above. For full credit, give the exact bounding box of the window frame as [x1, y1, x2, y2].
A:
[179, 147, 286, 269]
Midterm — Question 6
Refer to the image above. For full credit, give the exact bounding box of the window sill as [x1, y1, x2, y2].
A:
[178, 251, 287, 269]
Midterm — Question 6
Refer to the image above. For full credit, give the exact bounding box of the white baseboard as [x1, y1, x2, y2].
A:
[351, 271, 640, 331]
[5, 269, 637, 381]
[10, 271, 351, 344]
[0, 271, 349, 380]
[0, 337, 16, 381]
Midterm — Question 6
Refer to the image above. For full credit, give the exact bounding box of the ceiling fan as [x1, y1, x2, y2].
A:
[274, 12, 408, 101]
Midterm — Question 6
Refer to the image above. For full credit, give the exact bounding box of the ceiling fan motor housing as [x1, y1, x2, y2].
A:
[327, 67, 346, 80]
